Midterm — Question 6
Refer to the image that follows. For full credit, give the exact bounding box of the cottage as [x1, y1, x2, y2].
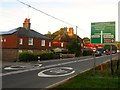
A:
[52, 27, 83, 50]
[0, 18, 52, 62]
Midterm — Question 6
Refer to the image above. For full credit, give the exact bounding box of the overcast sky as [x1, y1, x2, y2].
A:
[0, 0, 119, 40]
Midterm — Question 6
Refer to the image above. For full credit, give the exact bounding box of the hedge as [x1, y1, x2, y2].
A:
[19, 52, 37, 62]
[83, 50, 93, 56]
[19, 51, 54, 62]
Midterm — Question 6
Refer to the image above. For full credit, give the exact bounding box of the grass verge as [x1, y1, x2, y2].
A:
[50, 60, 120, 89]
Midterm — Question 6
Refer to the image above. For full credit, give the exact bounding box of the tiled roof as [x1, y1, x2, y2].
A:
[0, 27, 51, 40]
[0, 28, 17, 35]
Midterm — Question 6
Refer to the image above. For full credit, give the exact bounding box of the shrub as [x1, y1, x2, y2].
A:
[19, 51, 37, 62]
[83, 49, 93, 56]
[36, 51, 54, 60]
[19, 50, 57, 62]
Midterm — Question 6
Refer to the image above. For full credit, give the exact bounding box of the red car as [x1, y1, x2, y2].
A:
[105, 51, 110, 55]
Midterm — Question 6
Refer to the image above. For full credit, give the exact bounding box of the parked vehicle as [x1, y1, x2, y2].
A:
[53, 52, 61, 59]
[105, 50, 116, 55]
[105, 51, 110, 55]
[112, 51, 116, 54]
[94, 51, 102, 57]
[97, 48, 104, 53]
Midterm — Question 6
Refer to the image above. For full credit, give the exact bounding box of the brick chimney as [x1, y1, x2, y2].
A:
[68, 27, 74, 36]
[23, 18, 31, 30]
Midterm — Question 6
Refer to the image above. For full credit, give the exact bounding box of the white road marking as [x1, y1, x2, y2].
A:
[1, 55, 116, 76]
[38, 67, 75, 77]
[4, 65, 26, 70]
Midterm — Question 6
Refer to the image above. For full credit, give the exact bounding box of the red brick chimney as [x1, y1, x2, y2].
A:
[23, 18, 31, 30]
[68, 27, 74, 36]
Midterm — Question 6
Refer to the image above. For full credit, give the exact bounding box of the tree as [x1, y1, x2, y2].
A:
[52, 27, 67, 38]
[83, 37, 90, 44]
[44, 27, 67, 39]
[104, 45, 117, 52]
[66, 38, 81, 57]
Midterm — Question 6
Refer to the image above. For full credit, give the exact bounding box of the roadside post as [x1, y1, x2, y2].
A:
[116, 51, 120, 72]
[38, 56, 41, 63]
[110, 45, 114, 75]
[93, 52, 96, 74]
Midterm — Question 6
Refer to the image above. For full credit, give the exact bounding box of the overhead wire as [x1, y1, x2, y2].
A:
[17, 0, 75, 26]
[17, 0, 90, 36]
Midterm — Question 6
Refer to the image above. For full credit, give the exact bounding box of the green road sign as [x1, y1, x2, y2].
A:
[91, 21, 115, 44]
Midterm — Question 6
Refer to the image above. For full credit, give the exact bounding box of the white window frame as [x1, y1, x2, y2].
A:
[0, 38, 3, 42]
[19, 38, 23, 45]
[28, 38, 33, 45]
[41, 40, 45, 46]
[4, 39, 6, 42]
[61, 43, 64, 47]
[0, 38, 6, 42]
[49, 42, 51, 47]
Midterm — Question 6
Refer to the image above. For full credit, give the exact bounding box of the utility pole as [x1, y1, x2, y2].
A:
[76, 26, 78, 44]
[75, 26, 80, 56]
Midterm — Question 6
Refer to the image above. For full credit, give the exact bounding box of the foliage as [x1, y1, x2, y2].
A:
[36, 51, 54, 60]
[19, 51, 54, 62]
[44, 33, 53, 39]
[115, 41, 120, 50]
[82, 49, 93, 56]
[53, 27, 67, 36]
[66, 38, 81, 57]
[82, 37, 90, 44]
[44, 27, 67, 39]
[104, 45, 117, 52]
[19, 51, 37, 62]
[55, 60, 120, 89]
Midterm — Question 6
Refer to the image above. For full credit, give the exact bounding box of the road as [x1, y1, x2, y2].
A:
[1, 54, 119, 89]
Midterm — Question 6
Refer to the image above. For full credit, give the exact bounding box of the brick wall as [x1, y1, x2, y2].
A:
[2, 49, 18, 62]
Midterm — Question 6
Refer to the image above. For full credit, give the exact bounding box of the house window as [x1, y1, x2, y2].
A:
[49, 42, 51, 47]
[4, 39, 6, 42]
[19, 38, 23, 45]
[61, 43, 64, 47]
[28, 38, 33, 45]
[0, 38, 6, 42]
[41, 40, 45, 46]
[0, 38, 3, 42]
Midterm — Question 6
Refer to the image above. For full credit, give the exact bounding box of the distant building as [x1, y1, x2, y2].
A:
[52, 27, 83, 50]
[0, 18, 52, 61]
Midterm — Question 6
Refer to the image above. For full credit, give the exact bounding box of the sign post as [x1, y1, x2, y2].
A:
[91, 21, 115, 75]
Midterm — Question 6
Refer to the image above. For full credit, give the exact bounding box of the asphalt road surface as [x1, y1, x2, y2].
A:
[1, 54, 119, 89]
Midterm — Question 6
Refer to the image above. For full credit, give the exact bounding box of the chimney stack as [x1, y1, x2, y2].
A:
[23, 18, 31, 30]
[68, 27, 74, 36]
